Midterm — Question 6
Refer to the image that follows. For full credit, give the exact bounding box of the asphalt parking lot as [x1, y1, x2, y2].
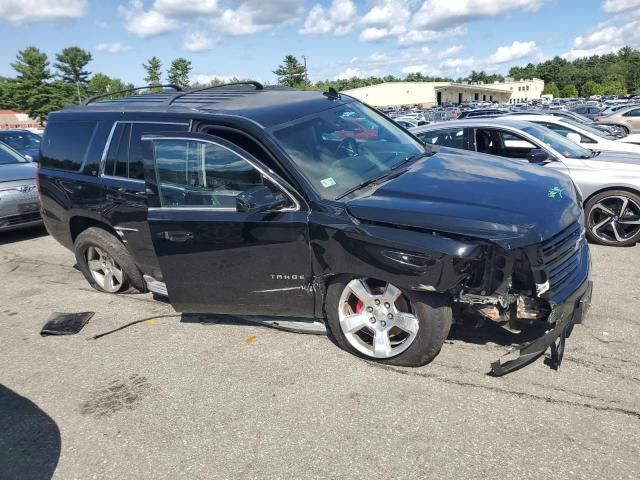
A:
[1, 228, 639, 480]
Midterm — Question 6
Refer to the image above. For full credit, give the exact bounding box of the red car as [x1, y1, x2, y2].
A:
[334, 118, 379, 140]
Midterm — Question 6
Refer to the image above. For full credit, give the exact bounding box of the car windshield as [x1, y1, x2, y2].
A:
[0, 143, 29, 165]
[559, 118, 615, 140]
[0, 131, 41, 150]
[562, 111, 593, 124]
[272, 102, 424, 199]
[521, 124, 593, 159]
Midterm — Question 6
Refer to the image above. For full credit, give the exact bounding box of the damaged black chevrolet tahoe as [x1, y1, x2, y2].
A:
[38, 83, 592, 375]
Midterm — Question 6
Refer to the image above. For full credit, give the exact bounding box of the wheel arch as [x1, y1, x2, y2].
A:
[69, 216, 119, 244]
[583, 185, 640, 207]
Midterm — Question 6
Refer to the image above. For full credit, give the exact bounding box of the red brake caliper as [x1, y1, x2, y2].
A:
[355, 300, 364, 314]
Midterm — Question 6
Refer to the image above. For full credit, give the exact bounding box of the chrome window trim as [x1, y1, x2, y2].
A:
[142, 135, 301, 213]
[99, 121, 190, 178]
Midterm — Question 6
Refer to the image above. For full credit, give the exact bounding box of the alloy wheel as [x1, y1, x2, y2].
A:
[338, 278, 419, 359]
[86, 246, 125, 293]
[588, 195, 640, 244]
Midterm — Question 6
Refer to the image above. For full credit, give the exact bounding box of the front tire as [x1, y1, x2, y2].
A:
[325, 277, 452, 367]
[585, 190, 640, 246]
[74, 227, 147, 293]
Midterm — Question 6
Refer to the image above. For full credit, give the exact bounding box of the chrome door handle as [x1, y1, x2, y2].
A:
[159, 231, 194, 242]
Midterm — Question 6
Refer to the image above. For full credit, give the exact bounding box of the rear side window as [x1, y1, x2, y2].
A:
[102, 122, 188, 180]
[41, 120, 98, 171]
[624, 109, 640, 117]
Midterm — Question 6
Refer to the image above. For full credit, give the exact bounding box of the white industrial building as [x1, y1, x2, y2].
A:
[342, 78, 545, 108]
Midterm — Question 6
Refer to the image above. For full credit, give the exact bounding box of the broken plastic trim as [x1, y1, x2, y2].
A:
[490, 280, 592, 376]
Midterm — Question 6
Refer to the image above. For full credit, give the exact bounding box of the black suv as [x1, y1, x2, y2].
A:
[39, 83, 592, 375]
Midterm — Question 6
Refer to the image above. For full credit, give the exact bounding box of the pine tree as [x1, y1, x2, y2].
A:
[143, 56, 162, 91]
[54, 47, 92, 103]
[273, 55, 308, 88]
[9, 47, 64, 122]
[167, 58, 192, 90]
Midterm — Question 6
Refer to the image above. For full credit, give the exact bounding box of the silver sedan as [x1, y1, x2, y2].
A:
[410, 119, 640, 247]
[0, 142, 41, 232]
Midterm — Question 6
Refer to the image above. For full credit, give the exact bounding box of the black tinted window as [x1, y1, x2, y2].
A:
[41, 120, 97, 171]
[418, 128, 466, 149]
[129, 123, 187, 180]
[103, 122, 187, 180]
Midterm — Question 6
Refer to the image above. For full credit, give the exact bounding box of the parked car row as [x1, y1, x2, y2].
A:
[410, 118, 640, 247]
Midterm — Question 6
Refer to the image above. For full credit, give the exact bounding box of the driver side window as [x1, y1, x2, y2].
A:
[475, 128, 536, 159]
[153, 139, 273, 209]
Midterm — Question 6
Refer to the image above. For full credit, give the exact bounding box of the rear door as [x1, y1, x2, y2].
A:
[100, 121, 189, 278]
[141, 132, 313, 316]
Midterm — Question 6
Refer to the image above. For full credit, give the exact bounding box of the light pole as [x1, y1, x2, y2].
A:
[301, 55, 308, 84]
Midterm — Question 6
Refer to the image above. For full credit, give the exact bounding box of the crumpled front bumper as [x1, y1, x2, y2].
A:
[490, 278, 593, 376]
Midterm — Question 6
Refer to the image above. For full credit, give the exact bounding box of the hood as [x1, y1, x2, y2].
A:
[0, 162, 37, 183]
[346, 148, 582, 250]
[585, 150, 640, 168]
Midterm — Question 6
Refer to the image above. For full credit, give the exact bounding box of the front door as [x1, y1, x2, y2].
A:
[142, 132, 313, 317]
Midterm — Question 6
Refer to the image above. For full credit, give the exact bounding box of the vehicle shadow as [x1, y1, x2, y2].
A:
[447, 317, 549, 347]
[0, 226, 48, 246]
[0, 385, 61, 480]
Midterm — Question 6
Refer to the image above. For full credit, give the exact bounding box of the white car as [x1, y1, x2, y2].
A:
[506, 114, 640, 154]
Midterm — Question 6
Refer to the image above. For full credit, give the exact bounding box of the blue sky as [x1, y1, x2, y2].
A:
[1, 0, 639, 84]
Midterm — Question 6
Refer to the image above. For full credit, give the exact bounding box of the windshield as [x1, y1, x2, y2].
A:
[0, 131, 41, 150]
[561, 111, 593, 124]
[0, 143, 28, 165]
[273, 102, 424, 199]
[559, 118, 614, 140]
[521, 124, 593, 159]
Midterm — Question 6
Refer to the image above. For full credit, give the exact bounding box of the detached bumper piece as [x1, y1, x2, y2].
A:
[490, 280, 592, 376]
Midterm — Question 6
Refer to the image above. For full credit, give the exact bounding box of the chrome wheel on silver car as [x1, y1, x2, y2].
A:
[86, 245, 125, 293]
[586, 192, 640, 246]
[338, 278, 419, 359]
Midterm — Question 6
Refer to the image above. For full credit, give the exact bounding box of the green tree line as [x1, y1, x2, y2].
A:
[0, 47, 198, 122]
[509, 47, 640, 97]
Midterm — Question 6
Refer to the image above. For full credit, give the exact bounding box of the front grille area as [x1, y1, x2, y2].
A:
[538, 222, 586, 296]
[0, 211, 42, 228]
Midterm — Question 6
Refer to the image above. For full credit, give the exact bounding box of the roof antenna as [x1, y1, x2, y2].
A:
[323, 87, 340, 100]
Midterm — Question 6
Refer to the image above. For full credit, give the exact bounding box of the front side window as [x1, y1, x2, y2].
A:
[272, 102, 423, 199]
[0, 143, 28, 164]
[624, 108, 640, 117]
[537, 122, 594, 143]
[521, 124, 592, 159]
[153, 139, 285, 209]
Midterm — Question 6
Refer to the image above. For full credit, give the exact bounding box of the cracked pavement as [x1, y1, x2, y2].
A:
[1, 228, 639, 479]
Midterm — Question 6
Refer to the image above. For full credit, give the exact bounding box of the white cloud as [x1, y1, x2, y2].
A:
[488, 40, 539, 63]
[361, 0, 410, 26]
[398, 25, 465, 46]
[401, 64, 443, 76]
[118, 0, 177, 38]
[436, 44, 464, 59]
[95, 42, 132, 54]
[153, 0, 218, 16]
[191, 73, 245, 84]
[0, 0, 86, 24]
[217, 0, 304, 36]
[563, 16, 640, 60]
[335, 67, 369, 79]
[183, 32, 218, 53]
[413, 0, 545, 29]
[299, 0, 356, 36]
[602, 0, 640, 13]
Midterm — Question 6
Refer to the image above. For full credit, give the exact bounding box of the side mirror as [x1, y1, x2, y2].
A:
[566, 132, 582, 144]
[236, 185, 287, 214]
[526, 148, 550, 164]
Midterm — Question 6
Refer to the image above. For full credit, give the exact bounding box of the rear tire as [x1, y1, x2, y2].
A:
[74, 227, 147, 293]
[585, 190, 640, 246]
[325, 276, 452, 367]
